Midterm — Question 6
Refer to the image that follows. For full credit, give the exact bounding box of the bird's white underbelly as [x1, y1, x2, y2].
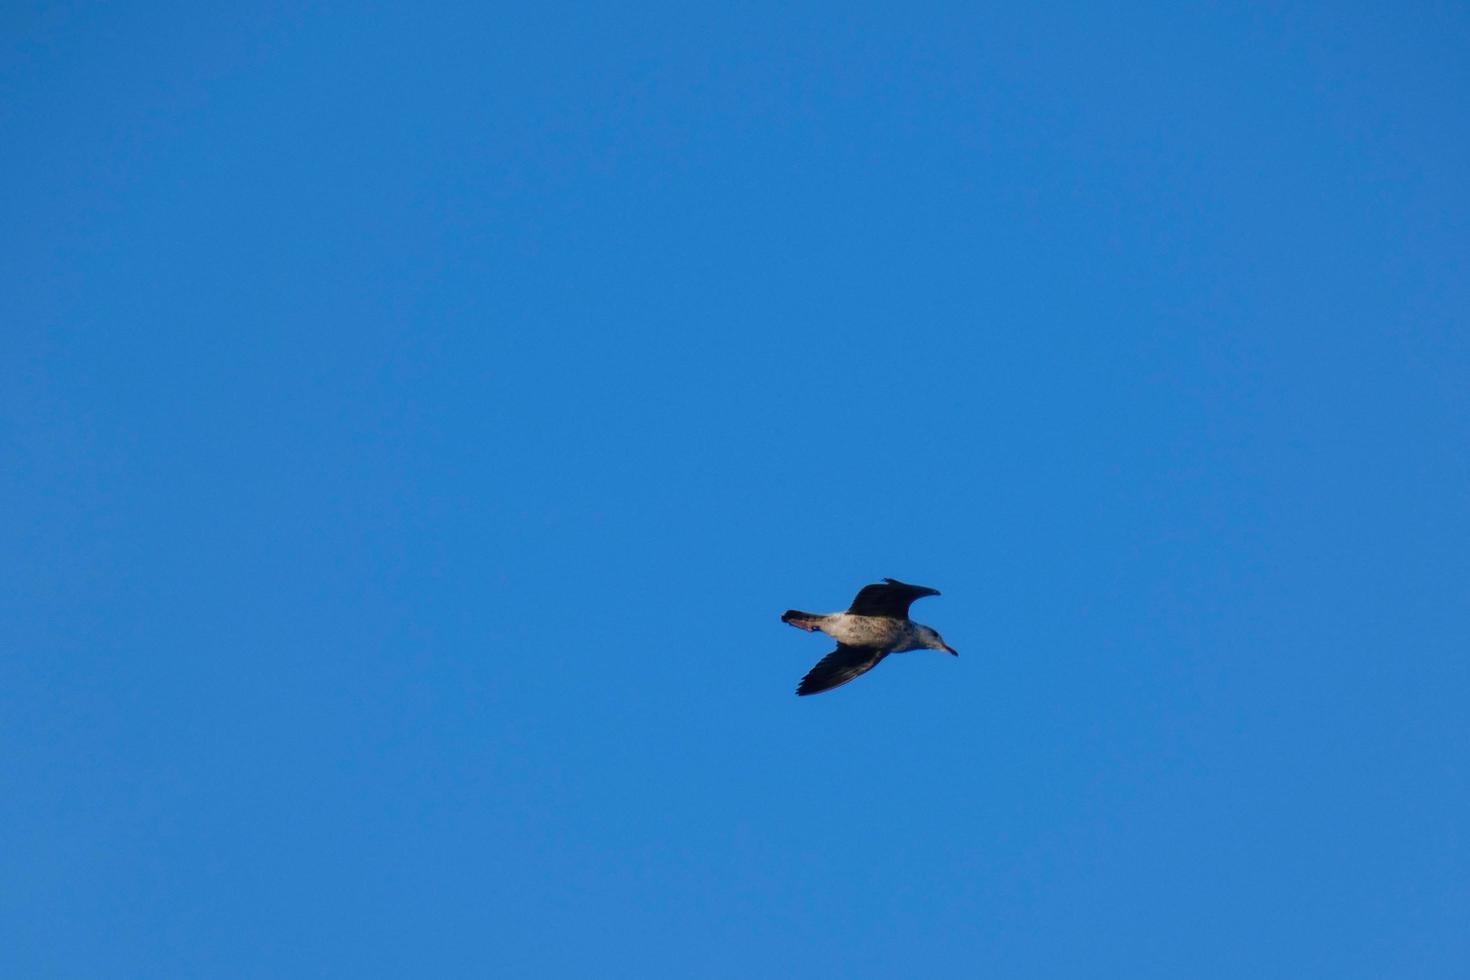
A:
[821, 614, 911, 649]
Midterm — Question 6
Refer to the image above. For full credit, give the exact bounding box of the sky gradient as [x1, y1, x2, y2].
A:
[5, 3, 1468, 977]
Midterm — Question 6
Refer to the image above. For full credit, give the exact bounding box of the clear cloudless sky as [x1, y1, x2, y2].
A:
[4, 3, 1468, 977]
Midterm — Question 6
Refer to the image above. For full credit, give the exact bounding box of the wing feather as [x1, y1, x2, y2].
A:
[846, 578, 940, 618]
[796, 645, 887, 696]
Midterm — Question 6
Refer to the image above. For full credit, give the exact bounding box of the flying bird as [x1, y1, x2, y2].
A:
[782, 578, 957, 696]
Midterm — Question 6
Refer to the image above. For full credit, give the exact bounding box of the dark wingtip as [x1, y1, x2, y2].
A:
[796, 671, 833, 696]
[883, 577, 939, 596]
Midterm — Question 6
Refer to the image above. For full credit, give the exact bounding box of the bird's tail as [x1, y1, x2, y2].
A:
[782, 610, 825, 632]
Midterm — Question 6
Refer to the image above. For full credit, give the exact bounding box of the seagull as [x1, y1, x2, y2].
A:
[782, 578, 957, 696]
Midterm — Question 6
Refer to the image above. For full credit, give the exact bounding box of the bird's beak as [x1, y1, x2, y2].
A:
[943, 644, 958, 657]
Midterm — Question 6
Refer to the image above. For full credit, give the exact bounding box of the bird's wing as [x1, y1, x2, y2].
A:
[796, 645, 888, 696]
[846, 578, 940, 618]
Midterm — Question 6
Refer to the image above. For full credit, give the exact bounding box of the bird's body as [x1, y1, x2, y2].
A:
[781, 612, 927, 651]
[782, 578, 956, 696]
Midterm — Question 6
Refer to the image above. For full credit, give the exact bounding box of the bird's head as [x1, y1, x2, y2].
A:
[917, 625, 958, 656]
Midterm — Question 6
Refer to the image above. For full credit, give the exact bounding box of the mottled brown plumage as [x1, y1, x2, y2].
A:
[782, 578, 956, 696]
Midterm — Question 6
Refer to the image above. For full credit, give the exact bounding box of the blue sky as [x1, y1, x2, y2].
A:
[4, 3, 1468, 977]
